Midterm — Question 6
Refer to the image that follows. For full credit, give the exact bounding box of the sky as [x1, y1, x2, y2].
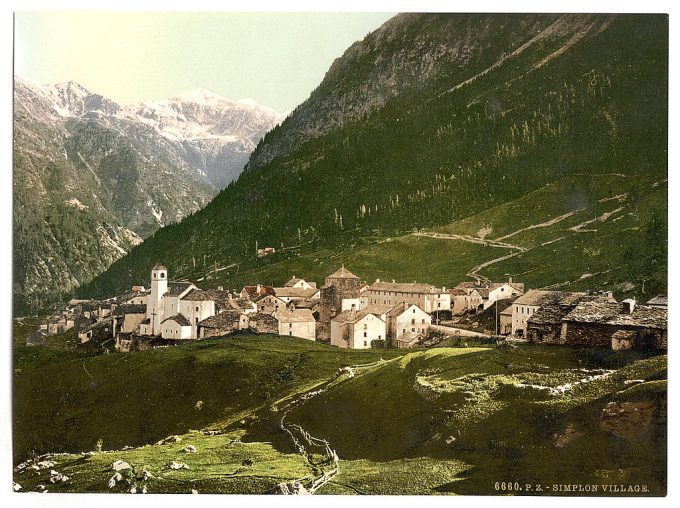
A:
[14, 11, 394, 113]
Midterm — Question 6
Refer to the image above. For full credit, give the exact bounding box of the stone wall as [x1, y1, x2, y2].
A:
[527, 323, 562, 344]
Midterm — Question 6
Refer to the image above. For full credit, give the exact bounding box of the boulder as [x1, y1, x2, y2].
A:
[13, 482, 21, 492]
[112, 460, 132, 471]
[49, 470, 70, 484]
[168, 461, 189, 470]
[183, 445, 197, 453]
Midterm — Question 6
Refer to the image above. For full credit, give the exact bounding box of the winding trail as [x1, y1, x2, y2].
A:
[276, 359, 386, 494]
[413, 198, 627, 285]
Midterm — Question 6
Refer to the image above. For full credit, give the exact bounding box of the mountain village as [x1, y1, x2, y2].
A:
[29, 264, 667, 353]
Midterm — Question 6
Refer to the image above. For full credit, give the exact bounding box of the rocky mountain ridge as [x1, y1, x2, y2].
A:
[14, 77, 283, 313]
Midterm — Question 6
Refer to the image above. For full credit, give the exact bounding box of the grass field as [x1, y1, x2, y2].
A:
[13, 334, 667, 495]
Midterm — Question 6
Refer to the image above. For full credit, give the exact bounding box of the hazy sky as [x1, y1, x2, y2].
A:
[14, 11, 394, 112]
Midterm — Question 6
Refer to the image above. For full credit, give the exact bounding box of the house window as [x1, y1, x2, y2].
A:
[411, 319, 415, 324]
[421, 319, 425, 324]
[195, 306, 199, 312]
[364, 341, 368, 347]
[364, 332, 367, 338]
[412, 327, 415, 332]
[160, 273, 165, 279]
[413, 309, 416, 313]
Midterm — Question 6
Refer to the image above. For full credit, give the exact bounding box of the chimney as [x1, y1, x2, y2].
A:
[376, 278, 380, 283]
[442, 286, 446, 292]
[508, 276, 513, 284]
[622, 298, 636, 314]
[256, 283, 261, 293]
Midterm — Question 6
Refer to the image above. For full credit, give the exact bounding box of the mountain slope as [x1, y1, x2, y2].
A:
[13, 78, 282, 313]
[80, 13, 667, 300]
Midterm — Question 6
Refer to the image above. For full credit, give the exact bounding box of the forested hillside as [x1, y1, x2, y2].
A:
[79, 14, 667, 300]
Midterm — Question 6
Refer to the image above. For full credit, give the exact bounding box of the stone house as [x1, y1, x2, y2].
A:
[450, 287, 483, 315]
[256, 294, 288, 315]
[197, 311, 249, 339]
[331, 307, 387, 349]
[511, 290, 586, 336]
[79, 318, 114, 344]
[248, 312, 280, 334]
[112, 304, 147, 334]
[365, 280, 450, 315]
[561, 299, 667, 350]
[274, 308, 316, 340]
[499, 305, 513, 335]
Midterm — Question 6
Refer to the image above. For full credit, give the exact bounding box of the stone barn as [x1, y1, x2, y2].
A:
[561, 299, 667, 350]
[248, 312, 279, 335]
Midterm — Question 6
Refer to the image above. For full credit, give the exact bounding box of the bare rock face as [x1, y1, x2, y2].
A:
[13, 77, 282, 313]
[599, 401, 656, 439]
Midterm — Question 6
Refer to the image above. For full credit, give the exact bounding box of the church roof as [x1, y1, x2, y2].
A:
[161, 314, 191, 327]
[166, 281, 195, 297]
[326, 266, 359, 280]
[153, 264, 167, 271]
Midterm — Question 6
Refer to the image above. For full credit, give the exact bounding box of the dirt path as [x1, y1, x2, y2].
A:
[494, 208, 585, 241]
[276, 359, 385, 494]
[413, 232, 526, 252]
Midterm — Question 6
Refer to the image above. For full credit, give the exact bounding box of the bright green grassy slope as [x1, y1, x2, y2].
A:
[14, 335, 666, 495]
[191, 173, 666, 301]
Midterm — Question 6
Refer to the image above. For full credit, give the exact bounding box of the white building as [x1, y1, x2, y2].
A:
[385, 303, 431, 344]
[331, 307, 387, 349]
[365, 280, 450, 314]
